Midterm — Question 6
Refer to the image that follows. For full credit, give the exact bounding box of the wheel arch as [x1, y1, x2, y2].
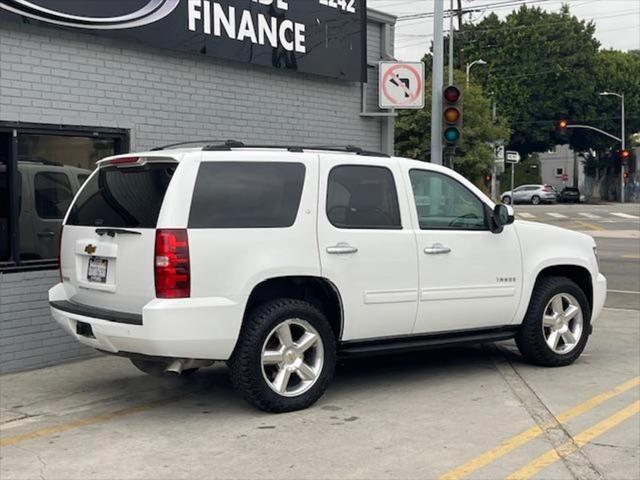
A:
[533, 264, 593, 313]
[243, 276, 344, 340]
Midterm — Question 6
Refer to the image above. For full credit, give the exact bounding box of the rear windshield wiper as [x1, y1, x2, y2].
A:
[95, 228, 142, 237]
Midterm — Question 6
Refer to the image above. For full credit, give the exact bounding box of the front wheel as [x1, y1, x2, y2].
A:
[516, 276, 590, 367]
[228, 299, 337, 412]
[531, 195, 541, 205]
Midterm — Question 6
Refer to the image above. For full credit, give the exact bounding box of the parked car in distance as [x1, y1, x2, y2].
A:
[49, 142, 606, 412]
[501, 184, 557, 205]
[0, 159, 91, 261]
[558, 187, 581, 203]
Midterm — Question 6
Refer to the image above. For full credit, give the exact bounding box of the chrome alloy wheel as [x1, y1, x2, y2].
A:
[261, 319, 324, 397]
[542, 293, 584, 354]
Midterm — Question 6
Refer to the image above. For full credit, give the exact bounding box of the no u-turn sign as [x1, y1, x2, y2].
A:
[379, 61, 425, 109]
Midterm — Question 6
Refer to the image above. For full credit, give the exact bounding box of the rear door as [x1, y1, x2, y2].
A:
[317, 156, 419, 340]
[61, 158, 178, 313]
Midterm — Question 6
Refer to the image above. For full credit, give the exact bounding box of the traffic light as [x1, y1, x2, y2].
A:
[623, 171, 629, 181]
[484, 174, 492, 183]
[621, 149, 630, 159]
[557, 119, 568, 134]
[443, 85, 462, 146]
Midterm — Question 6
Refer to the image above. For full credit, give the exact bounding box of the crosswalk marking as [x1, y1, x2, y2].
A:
[611, 212, 640, 219]
[579, 212, 602, 219]
[546, 212, 568, 219]
[518, 212, 536, 219]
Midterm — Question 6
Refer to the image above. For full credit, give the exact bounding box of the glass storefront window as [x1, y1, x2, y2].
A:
[0, 125, 127, 268]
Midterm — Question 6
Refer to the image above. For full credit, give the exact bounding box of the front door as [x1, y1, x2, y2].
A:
[406, 167, 522, 334]
[317, 157, 419, 341]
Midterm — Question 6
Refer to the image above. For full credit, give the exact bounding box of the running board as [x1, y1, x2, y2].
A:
[338, 326, 518, 358]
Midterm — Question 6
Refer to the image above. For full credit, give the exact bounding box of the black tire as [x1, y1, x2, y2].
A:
[516, 276, 591, 367]
[503, 196, 512, 205]
[130, 358, 198, 378]
[531, 195, 541, 205]
[228, 299, 337, 413]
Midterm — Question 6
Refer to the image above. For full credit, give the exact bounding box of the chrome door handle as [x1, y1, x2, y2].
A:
[326, 243, 358, 255]
[424, 243, 451, 255]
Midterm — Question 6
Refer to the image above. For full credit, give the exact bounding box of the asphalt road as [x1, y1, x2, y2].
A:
[513, 202, 640, 310]
[0, 202, 638, 480]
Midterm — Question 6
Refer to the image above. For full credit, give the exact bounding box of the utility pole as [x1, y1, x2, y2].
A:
[456, 0, 464, 69]
[431, 0, 444, 165]
[446, 0, 455, 169]
[490, 94, 497, 200]
[448, 0, 454, 86]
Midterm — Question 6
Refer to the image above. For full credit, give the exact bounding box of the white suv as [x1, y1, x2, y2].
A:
[49, 142, 607, 412]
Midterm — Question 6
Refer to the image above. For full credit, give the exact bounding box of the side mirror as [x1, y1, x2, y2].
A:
[490, 204, 515, 233]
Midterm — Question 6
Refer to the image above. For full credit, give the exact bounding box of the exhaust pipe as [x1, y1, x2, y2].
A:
[164, 359, 184, 376]
[163, 358, 214, 375]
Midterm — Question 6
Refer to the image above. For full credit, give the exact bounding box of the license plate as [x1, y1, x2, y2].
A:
[87, 257, 108, 283]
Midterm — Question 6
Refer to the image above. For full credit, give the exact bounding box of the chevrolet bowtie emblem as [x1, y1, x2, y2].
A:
[85, 244, 97, 255]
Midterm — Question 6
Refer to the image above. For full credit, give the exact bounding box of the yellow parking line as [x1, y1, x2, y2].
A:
[438, 376, 640, 480]
[574, 220, 605, 231]
[506, 400, 640, 480]
[0, 398, 171, 448]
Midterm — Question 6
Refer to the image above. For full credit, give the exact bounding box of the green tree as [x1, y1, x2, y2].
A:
[395, 70, 510, 185]
[460, 6, 601, 155]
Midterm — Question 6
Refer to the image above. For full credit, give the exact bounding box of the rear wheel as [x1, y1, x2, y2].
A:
[531, 195, 541, 205]
[228, 299, 337, 412]
[516, 276, 590, 367]
[502, 196, 512, 205]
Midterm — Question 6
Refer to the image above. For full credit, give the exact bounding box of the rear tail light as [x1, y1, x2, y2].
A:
[58, 225, 64, 282]
[154, 229, 190, 298]
[543, 186, 551, 192]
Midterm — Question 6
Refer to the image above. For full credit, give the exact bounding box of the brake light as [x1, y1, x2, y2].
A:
[543, 186, 551, 192]
[58, 225, 63, 282]
[154, 229, 190, 298]
[106, 157, 140, 166]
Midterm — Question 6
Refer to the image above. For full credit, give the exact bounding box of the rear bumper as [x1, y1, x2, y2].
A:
[48, 283, 245, 361]
[592, 273, 607, 323]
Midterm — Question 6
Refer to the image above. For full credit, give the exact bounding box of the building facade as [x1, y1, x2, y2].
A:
[0, 5, 396, 373]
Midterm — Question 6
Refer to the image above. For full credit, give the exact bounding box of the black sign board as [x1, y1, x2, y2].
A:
[0, 0, 367, 81]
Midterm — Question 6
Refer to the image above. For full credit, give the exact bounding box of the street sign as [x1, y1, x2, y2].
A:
[506, 151, 521, 164]
[495, 145, 505, 162]
[379, 61, 425, 109]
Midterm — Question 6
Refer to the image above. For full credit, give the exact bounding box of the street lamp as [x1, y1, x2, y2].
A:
[600, 91, 626, 203]
[466, 59, 487, 86]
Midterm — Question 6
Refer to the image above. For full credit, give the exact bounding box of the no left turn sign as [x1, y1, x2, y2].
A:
[379, 61, 425, 109]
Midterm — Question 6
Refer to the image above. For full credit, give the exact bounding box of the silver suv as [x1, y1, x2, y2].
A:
[501, 184, 557, 205]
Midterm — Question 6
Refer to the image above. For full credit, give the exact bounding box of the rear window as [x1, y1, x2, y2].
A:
[66, 164, 176, 228]
[189, 162, 305, 228]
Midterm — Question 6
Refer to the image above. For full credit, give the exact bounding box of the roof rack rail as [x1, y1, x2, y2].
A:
[202, 140, 246, 151]
[150, 139, 230, 151]
[201, 142, 390, 157]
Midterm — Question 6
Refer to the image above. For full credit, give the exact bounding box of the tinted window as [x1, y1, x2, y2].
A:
[34, 172, 73, 219]
[327, 165, 401, 229]
[67, 164, 176, 228]
[78, 173, 90, 185]
[410, 170, 487, 230]
[189, 162, 305, 228]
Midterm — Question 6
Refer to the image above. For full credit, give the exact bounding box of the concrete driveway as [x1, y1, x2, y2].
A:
[1, 306, 638, 480]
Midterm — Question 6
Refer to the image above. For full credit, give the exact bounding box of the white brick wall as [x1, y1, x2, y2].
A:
[0, 271, 98, 373]
[0, 16, 392, 373]
[0, 18, 387, 152]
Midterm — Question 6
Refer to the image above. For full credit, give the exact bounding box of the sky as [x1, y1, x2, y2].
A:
[368, 0, 640, 62]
